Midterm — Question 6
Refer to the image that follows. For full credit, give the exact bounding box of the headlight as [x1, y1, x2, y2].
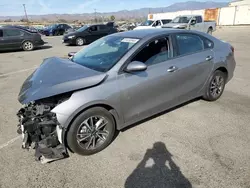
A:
[68, 35, 75, 39]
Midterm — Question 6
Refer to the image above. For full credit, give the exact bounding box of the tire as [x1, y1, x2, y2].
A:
[203, 70, 226, 101]
[66, 107, 116, 155]
[22, 41, 34, 51]
[207, 28, 213, 35]
[76, 37, 85, 46]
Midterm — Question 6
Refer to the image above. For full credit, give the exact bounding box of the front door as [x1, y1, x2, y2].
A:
[117, 36, 180, 125]
[88, 25, 103, 42]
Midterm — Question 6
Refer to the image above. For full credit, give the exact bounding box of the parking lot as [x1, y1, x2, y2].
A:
[0, 27, 250, 188]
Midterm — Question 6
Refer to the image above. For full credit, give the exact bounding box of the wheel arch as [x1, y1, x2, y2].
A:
[63, 102, 122, 131]
[215, 66, 228, 81]
[61, 103, 121, 152]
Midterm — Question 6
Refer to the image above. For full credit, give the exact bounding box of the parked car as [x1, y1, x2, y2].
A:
[17, 29, 235, 163]
[42, 24, 72, 36]
[62, 24, 118, 46]
[0, 25, 45, 51]
[134, 19, 172, 30]
[162, 15, 216, 34]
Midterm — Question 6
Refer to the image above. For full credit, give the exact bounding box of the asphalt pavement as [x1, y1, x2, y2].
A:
[0, 27, 250, 188]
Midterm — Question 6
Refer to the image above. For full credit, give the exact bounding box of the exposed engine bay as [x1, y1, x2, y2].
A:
[17, 96, 70, 164]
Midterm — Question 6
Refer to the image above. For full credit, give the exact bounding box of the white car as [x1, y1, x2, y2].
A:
[134, 19, 172, 30]
[162, 15, 216, 34]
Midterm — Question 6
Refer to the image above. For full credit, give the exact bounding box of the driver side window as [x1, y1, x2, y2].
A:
[131, 36, 171, 66]
[89, 26, 98, 32]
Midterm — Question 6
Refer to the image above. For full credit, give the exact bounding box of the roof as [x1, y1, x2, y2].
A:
[112, 28, 181, 39]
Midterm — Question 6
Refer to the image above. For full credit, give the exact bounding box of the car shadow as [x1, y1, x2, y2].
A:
[121, 98, 200, 132]
[124, 142, 192, 188]
[0, 45, 52, 53]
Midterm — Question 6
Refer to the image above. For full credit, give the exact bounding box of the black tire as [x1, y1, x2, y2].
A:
[207, 27, 213, 35]
[22, 41, 34, 51]
[76, 37, 85, 46]
[66, 107, 116, 155]
[203, 70, 226, 101]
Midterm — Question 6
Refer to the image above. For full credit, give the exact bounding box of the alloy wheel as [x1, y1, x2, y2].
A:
[210, 75, 224, 98]
[76, 38, 84, 46]
[76, 116, 109, 150]
[23, 41, 33, 51]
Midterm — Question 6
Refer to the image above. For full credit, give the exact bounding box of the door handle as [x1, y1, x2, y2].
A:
[206, 56, 213, 61]
[167, 66, 178, 72]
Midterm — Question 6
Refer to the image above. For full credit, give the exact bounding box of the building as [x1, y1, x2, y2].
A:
[229, 0, 250, 6]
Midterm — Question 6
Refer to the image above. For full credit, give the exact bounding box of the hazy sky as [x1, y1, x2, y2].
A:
[0, 0, 228, 16]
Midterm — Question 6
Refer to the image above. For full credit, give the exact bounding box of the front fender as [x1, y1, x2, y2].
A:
[51, 81, 123, 129]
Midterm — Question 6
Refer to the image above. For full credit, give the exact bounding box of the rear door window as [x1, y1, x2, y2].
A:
[3, 29, 23, 37]
[0, 30, 3, 37]
[175, 33, 204, 56]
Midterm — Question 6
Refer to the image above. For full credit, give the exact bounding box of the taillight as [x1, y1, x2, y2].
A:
[231, 46, 234, 53]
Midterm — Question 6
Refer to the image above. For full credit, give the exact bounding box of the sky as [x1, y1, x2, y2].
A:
[0, 0, 228, 16]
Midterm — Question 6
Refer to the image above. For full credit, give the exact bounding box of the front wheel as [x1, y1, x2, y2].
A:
[76, 37, 85, 46]
[66, 107, 116, 155]
[203, 70, 226, 101]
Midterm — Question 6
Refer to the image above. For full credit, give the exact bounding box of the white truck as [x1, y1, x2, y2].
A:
[134, 19, 172, 30]
[162, 15, 216, 34]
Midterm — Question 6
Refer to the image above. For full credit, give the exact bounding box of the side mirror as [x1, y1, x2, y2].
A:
[68, 52, 76, 58]
[190, 19, 196, 25]
[125, 61, 147, 72]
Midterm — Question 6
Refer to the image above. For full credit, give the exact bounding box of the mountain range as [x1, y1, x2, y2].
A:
[0, 1, 228, 22]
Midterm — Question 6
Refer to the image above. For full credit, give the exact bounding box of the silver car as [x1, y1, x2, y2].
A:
[17, 29, 235, 163]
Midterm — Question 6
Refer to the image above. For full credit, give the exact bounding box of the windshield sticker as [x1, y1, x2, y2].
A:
[121, 38, 139, 43]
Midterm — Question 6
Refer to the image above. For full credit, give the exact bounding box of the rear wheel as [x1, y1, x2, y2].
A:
[22, 41, 34, 51]
[203, 70, 226, 101]
[76, 37, 85, 46]
[207, 27, 213, 35]
[66, 107, 116, 155]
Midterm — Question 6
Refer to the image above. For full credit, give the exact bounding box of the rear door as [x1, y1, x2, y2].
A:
[98, 25, 110, 37]
[2, 28, 25, 49]
[170, 33, 214, 101]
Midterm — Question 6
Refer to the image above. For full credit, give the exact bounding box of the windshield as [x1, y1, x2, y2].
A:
[47, 24, 58, 29]
[72, 36, 140, 72]
[141, 20, 153, 26]
[171, 16, 192, 23]
[76, 25, 89, 32]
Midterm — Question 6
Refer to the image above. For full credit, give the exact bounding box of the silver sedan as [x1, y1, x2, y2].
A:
[17, 29, 236, 163]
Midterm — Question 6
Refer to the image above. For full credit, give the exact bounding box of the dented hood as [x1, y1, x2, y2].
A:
[18, 57, 107, 104]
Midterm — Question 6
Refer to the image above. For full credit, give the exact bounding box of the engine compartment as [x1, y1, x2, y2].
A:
[17, 95, 70, 164]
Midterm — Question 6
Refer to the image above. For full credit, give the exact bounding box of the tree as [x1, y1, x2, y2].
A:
[20, 18, 29, 22]
[110, 15, 115, 21]
[58, 19, 67, 23]
[4, 19, 12, 22]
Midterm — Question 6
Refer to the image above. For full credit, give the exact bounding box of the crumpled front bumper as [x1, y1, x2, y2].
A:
[17, 105, 69, 164]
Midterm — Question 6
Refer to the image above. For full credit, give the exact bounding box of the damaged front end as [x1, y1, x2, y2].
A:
[17, 98, 69, 164]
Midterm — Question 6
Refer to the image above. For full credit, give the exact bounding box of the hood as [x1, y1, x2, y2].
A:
[18, 57, 107, 104]
[64, 31, 79, 37]
[134, 26, 153, 30]
[162, 23, 188, 29]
